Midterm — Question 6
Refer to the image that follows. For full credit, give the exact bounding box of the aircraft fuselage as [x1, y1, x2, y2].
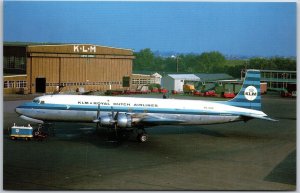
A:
[15, 94, 266, 126]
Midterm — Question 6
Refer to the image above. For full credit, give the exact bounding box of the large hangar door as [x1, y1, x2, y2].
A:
[36, 78, 46, 93]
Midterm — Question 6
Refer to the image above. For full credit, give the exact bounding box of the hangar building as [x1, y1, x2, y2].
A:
[4, 43, 134, 94]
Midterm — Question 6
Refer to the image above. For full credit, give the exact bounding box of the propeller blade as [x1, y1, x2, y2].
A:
[114, 111, 119, 120]
[111, 106, 114, 118]
[93, 104, 100, 123]
[97, 104, 100, 119]
[95, 104, 101, 128]
[114, 122, 118, 137]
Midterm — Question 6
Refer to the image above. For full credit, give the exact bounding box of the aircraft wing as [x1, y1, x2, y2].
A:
[132, 114, 186, 126]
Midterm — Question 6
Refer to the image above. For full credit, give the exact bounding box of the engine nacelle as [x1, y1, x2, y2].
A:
[100, 114, 114, 127]
[117, 113, 132, 128]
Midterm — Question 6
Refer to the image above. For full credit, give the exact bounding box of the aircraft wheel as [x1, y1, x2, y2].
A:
[137, 133, 148, 143]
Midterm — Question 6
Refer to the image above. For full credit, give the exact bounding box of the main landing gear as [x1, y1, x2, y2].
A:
[106, 127, 148, 143]
[136, 127, 148, 143]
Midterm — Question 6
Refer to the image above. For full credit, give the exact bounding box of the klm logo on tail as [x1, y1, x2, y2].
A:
[227, 70, 261, 110]
[244, 86, 258, 101]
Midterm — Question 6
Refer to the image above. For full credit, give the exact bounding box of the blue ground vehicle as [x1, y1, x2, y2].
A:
[10, 124, 34, 140]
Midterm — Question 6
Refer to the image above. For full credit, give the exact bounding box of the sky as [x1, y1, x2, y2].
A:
[3, 1, 296, 57]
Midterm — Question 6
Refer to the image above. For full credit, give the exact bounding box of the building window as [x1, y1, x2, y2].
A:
[4, 56, 15, 69]
[4, 56, 26, 70]
[4, 81, 14, 88]
[16, 81, 27, 88]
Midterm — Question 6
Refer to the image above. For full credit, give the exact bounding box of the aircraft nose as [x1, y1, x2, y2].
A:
[15, 106, 23, 115]
[15, 102, 31, 115]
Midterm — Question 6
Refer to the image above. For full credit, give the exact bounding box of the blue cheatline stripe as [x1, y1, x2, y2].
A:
[246, 73, 260, 78]
[222, 102, 261, 107]
[233, 95, 261, 100]
[243, 81, 261, 86]
[244, 77, 260, 82]
[18, 103, 257, 117]
[244, 75, 260, 79]
[228, 99, 261, 103]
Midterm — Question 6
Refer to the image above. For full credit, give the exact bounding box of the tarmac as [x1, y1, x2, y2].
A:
[3, 93, 296, 190]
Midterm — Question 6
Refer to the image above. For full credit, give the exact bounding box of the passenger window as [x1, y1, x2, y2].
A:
[40, 101, 45, 104]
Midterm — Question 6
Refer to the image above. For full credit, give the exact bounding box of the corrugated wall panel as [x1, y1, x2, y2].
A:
[26, 44, 133, 93]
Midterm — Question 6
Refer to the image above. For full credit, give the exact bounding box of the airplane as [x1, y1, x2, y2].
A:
[15, 69, 276, 142]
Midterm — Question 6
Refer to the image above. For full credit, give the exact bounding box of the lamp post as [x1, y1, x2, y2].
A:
[171, 55, 180, 73]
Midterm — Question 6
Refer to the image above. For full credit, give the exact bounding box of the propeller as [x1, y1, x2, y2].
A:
[94, 105, 120, 142]
[96, 104, 101, 129]
[110, 106, 119, 138]
[92, 104, 101, 131]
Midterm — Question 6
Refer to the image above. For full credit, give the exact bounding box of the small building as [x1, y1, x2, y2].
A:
[194, 73, 234, 84]
[130, 72, 162, 90]
[194, 73, 235, 92]
[240, 69, 297, 94]
[258, 70, 296, 91]
[3, 75, 27, 94]
[162, 73, 234, 92]
[4, 42, 135, 94]
[162, 74, 200, 92]
[152, 72, 162, 84]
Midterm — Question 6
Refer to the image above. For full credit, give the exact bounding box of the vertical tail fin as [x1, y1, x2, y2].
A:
[227, 70, 261, 110]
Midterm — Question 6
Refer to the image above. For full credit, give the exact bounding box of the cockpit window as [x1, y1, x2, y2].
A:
[33, 99, 40, 103]
[33, 97, 46, 104]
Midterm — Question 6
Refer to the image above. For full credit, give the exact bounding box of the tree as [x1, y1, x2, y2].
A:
[133, 48, 296, 77]
[197, 51, 226, 73]
[133, 48, 155, 71]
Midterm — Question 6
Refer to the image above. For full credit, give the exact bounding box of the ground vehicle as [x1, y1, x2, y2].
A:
[223, 92, 236, 98]
[9, 124, 48, 141]
[10, 124, 33, 140]
[183, 84, 195, 94]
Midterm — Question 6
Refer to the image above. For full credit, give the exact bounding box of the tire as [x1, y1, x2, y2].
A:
[137, 133, 148, 143]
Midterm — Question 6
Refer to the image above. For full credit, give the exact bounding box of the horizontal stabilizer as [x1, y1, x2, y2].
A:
[240, 113, 278, 122]
[254, 116, 278, 122]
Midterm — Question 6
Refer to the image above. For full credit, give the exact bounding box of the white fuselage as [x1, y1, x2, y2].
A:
[16, 95, 267, 126]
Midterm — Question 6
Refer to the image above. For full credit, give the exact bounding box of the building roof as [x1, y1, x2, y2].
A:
[194, 73, 234, 81]
[4, 42, 133, 55]
[132, 70, 159, 75]
[4, 41, 64, 47]
[152, 72, 162, 78]
[260, 69, 296, 73]
[167, 74, 200, 81]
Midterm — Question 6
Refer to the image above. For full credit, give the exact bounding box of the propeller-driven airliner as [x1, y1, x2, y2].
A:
[15, 70, 276, 142]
